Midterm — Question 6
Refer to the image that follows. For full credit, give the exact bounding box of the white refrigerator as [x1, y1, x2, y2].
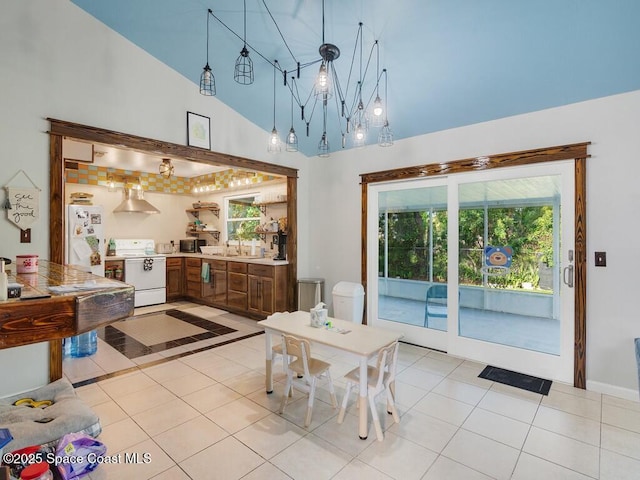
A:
[66, 205, 105, 276]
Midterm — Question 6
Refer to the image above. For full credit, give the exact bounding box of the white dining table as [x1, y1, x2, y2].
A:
[258, 310, 403, 440]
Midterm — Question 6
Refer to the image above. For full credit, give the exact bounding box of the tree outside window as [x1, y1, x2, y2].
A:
[226, 195, 261, 241]
[379, 205, 553, 291]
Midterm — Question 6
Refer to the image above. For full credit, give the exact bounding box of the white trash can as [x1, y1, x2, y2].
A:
[332, 281, 365, 323]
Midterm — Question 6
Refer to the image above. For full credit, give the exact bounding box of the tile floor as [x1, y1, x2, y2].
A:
[62, 303, 640, 479]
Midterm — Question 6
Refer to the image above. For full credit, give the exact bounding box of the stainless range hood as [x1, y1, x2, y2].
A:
[113, 188, 160, 214]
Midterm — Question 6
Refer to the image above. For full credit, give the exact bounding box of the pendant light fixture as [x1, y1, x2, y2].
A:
[200, 9, 216, 96]
[317, 133, 330, 157]
[378, 69, 394, 147]
[286, 77, 298, 152]
[267, 61, 281, 153]
[195, 3, 394, 155]
[317, 107, 330, 157]
[234, 0, 254, 85]
[158, 158, 174, 178]
[370, 41, 384, 127]
[352, 26, 367, 147]
[314, 0, 339, 156]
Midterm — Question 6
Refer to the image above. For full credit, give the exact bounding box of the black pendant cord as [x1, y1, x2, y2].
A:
[384, 69, 389, 124]
[261, 0, 297, 65]
[375, 41, 380, 98]
[322, 0, 325, 45]
[242, 0, 247, 48]
[272, 61, 277, 128]
[208, 9, 277, 70]
[206, 9, 211, 64]
[290, 80, 295, 127]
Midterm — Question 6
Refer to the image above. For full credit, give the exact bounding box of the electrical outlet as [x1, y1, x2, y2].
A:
[595, 251, 606, 267]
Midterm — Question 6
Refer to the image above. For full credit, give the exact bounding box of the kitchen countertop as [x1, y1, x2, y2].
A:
[106, 253, 288, 266]
[0, 260, 134, 347]
[0, 260, 134, 381]
[170, 253, 289, 266]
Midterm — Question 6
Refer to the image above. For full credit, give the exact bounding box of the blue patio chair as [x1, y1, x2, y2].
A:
[424, 285, 448, 327]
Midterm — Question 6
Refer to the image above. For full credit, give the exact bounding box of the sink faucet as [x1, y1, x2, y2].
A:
[224, 240, 243, 256]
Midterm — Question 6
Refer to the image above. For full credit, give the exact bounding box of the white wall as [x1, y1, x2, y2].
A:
[66, 184, 194, 247]
[309, 90, 640, 399]
[0, 0, 308, 262]
[0, 0, 309, 396]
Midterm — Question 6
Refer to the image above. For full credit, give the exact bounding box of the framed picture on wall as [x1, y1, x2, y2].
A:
[187, 111, 211, 149]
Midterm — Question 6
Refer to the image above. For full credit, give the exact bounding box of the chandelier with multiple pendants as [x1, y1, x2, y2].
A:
[198, 0, 393, 157]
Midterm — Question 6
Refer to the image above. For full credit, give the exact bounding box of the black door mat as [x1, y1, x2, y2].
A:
[478, 365, 552, 395]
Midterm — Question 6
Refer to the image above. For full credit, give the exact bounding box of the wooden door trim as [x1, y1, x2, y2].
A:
[48, 118, 299, 379]
[48, 118, 298, 178]
[360, 142, 590, 388]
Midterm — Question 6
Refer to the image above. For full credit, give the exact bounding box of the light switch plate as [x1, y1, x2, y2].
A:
[20, 228, 31, 243]
[595, 251, 606, 267]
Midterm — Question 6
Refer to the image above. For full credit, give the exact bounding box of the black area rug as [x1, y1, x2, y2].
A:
[478, 365, 552, 395]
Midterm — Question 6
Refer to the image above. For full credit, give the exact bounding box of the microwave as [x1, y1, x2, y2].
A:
[180, 238, 207, 253]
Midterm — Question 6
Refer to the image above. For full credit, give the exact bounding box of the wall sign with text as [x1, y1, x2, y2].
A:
[3, 170, 41, 229]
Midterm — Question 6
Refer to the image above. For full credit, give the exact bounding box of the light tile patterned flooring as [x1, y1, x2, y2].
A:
[62, 304, 640, 479]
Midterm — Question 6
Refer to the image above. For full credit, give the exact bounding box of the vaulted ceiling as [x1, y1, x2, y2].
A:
[70, 0, 640, 157]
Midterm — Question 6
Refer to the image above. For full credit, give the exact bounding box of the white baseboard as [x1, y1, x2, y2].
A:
[586, 380, 639, 402]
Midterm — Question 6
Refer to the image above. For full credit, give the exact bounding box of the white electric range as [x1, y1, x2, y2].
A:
[113, 239, 166, 307]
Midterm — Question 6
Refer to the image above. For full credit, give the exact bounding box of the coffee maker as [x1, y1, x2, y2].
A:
[274, 231, 287, 260]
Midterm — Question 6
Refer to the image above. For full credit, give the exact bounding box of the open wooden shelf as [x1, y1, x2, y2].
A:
[186, 207, 220, 218]
[253, 201, 287, 215]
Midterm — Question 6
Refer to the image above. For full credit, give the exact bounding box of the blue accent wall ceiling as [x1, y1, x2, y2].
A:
[70, 0, 640, 157]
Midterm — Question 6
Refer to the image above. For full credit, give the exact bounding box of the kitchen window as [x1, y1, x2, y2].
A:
[225, 194, 261, 241]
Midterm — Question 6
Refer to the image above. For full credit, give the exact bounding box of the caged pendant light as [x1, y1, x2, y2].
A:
[286, 77, 298, 152]
[199, 9, 216, 96]
[370, 41, 384, 127]
[233, 0, 254, 85]
[317, 107, 330, 157]
[378, 69, 393, 147]
[267, 62, 281, 153]
[351, 26, 367, 147]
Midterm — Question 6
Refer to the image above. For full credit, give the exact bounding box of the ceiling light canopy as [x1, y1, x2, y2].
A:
[198, 1, 393, 157]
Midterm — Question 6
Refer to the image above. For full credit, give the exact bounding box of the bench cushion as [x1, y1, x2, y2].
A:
[0, 378, 101, 451]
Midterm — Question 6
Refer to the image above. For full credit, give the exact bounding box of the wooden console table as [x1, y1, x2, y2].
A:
[0, 260, 134, 381]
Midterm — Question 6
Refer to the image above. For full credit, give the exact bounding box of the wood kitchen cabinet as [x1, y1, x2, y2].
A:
[176, 256, 288, 319]
[248, 263, 287, 317]
[105, 259, 124, 281]
[201, 259, 227, 305]
[227, 261, 248, 310]
[165, 257, 184, 301]
[185, 257, 202, 299]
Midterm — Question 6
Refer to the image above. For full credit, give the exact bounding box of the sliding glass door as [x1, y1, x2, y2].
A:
[368, 161, 575, 382]
[373, 178, 449, 350]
